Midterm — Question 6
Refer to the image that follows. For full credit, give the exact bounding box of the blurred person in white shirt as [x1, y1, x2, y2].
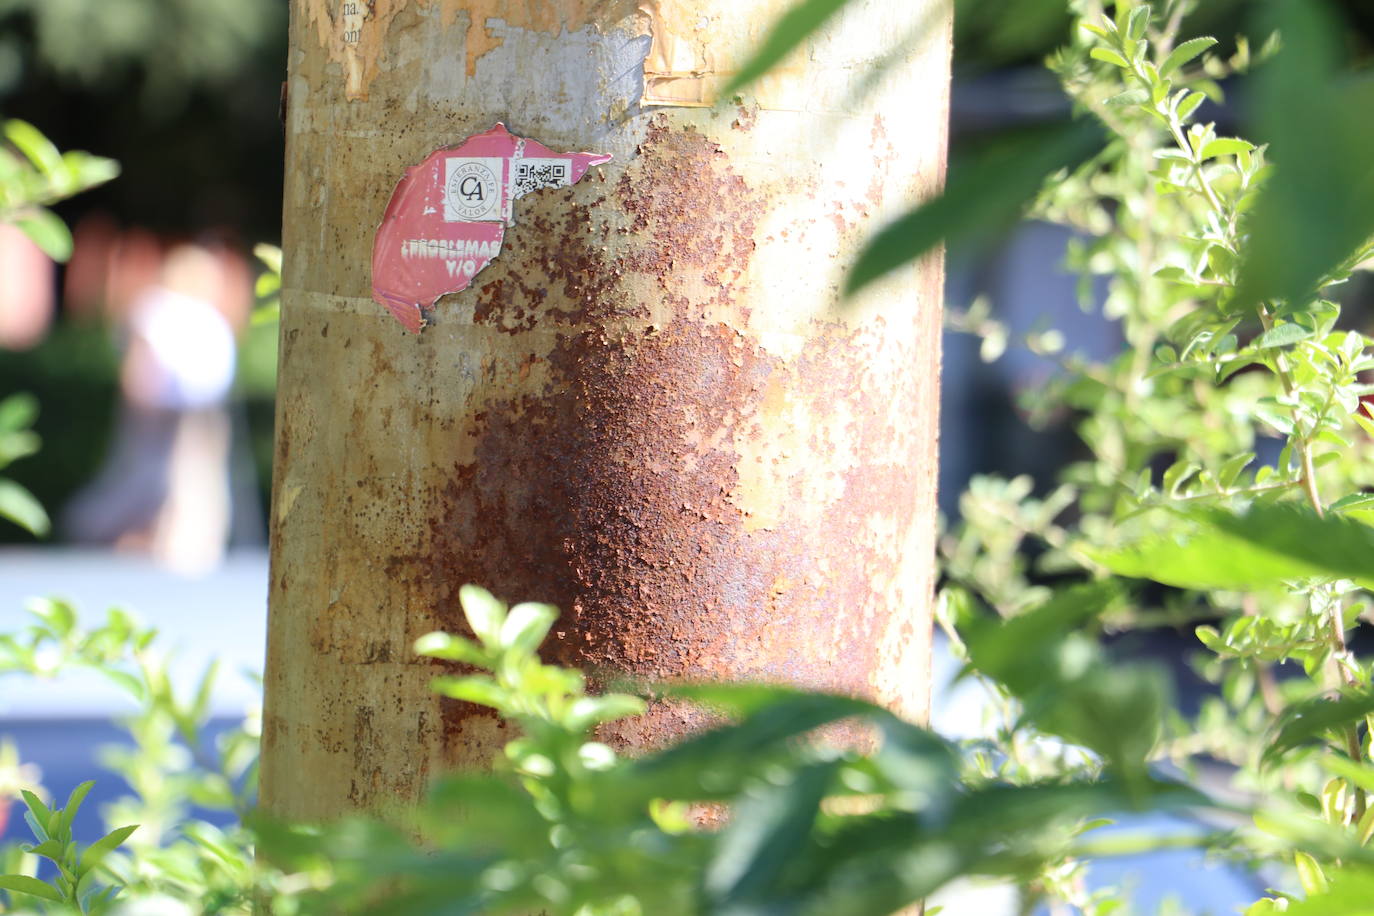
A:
[64, 238, 250, 575]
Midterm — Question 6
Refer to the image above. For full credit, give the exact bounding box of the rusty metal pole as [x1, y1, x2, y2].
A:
[262, 0, 951, 821]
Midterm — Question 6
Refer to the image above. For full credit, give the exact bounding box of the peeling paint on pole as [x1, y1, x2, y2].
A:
[266, 0, 951, 821]
[300, 0, 819, 106]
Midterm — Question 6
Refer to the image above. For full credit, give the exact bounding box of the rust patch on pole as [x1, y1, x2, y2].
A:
[407, 314, 932, 750]
[380, 115, 940, 753]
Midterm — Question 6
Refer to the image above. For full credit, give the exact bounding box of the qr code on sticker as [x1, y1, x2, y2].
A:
[512, 158, 571, 198]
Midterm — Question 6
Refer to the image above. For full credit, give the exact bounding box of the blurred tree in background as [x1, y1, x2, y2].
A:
[0, 0, 281, 105]
[0, 0, 285, 238]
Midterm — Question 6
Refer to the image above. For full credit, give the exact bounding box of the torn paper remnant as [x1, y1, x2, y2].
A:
[371, 124, 611, 333]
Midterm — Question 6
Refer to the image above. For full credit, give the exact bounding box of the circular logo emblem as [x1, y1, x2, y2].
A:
[447, 161, 498, 221]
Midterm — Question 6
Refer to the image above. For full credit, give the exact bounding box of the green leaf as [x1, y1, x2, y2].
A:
[953, 0, 1073, 67]
[458, 585, 506, 647]
[1104, 88, 1151, 107]
[498, 602, 557, 654]
[0, 875, 64, 903]
[1235, 1, 1374, 308]
[1332, 493, 1374, 514]
[255, 270, 281, 299]
[704, 760, 838, 906]
[625, 689, 915, 801]
[192, 659, 220, 723]
[413, 632, 489, 666]
[790, 777, 1206, 914]
[13, 209, 73, 261]
[0, 480, 49, 536]
[1090, 47, 1130, 68]
[0, 432, 37, 470]
[845, 119, 1106, 296]
[81, 885, 118, 913]
[4, 120, 62, 176]
[51, 781, 93, 841]
[872, 714, 961, 792]
[22, 838, 63, 862]
[1086, 504, 1374, 592]
[59, 151, 119, 195]
[101, 668, 145, 701]
[1125, 4, 1151, 41]
[250, 302, 280, 327]
[1152, 149, 1192, 163]
[564, 694, 647, 731]
[1218, 451, 1256, 488]
[1175, 90, 1206, 120]
[0, 393, 38, 434]
[429, 675, 509, 709]
[254, 242, 283, 274]
[1266, 689, 1374, 764]
[420, 774, 551, 849]
[78, 824, 137, 875]
[1321, 757, 1374, 795]
[958, 582, 1165, 788]
[658, 685, 959, 797]
[664, 682, 871, 719]
[19, 789, 51, 836]
[1199, 137, 1254, 160]
[1295, 851, 1329, 895]
[720, 0, 853, 98]
[1273, 868, 1374, 913]
[1035, 665, 1169, 789]
[30, 596, 75, 639]
[962, 582, 1121, 694]
[1254, 322, 1314, 349]
[1159, 36, 1218, 77]
[963, 778, 1204, 842]
[1161, 459, 1200, 496]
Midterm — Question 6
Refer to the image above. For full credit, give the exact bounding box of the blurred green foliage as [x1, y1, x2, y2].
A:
[0, 0, 284, 107]
[251, 586, 1219, 915]
[0, 119, 117, 539]
[0, 325, 120, 544]
[924, 0, 1374, 910]
[0, 598, 261, 913]
[0, 393, 48, 536]
[0, 119, 118, 260]
[0, 588, 1225, 916]
[240, 242, 280, 399]
[1, 780, 134, 914]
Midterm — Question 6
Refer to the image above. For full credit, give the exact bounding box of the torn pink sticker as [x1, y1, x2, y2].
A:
[370, 123, 611, 332]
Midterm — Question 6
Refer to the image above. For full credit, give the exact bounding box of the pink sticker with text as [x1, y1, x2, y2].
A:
[371, 123, 611, 333]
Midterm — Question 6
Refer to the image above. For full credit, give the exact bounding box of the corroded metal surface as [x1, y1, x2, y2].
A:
[263, 0, 951, 821]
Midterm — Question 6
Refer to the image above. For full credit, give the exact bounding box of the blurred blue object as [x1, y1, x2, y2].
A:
[0, 547, 266, 718]
[0, 718, 242, 851]
[0, 547, 266, 846]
